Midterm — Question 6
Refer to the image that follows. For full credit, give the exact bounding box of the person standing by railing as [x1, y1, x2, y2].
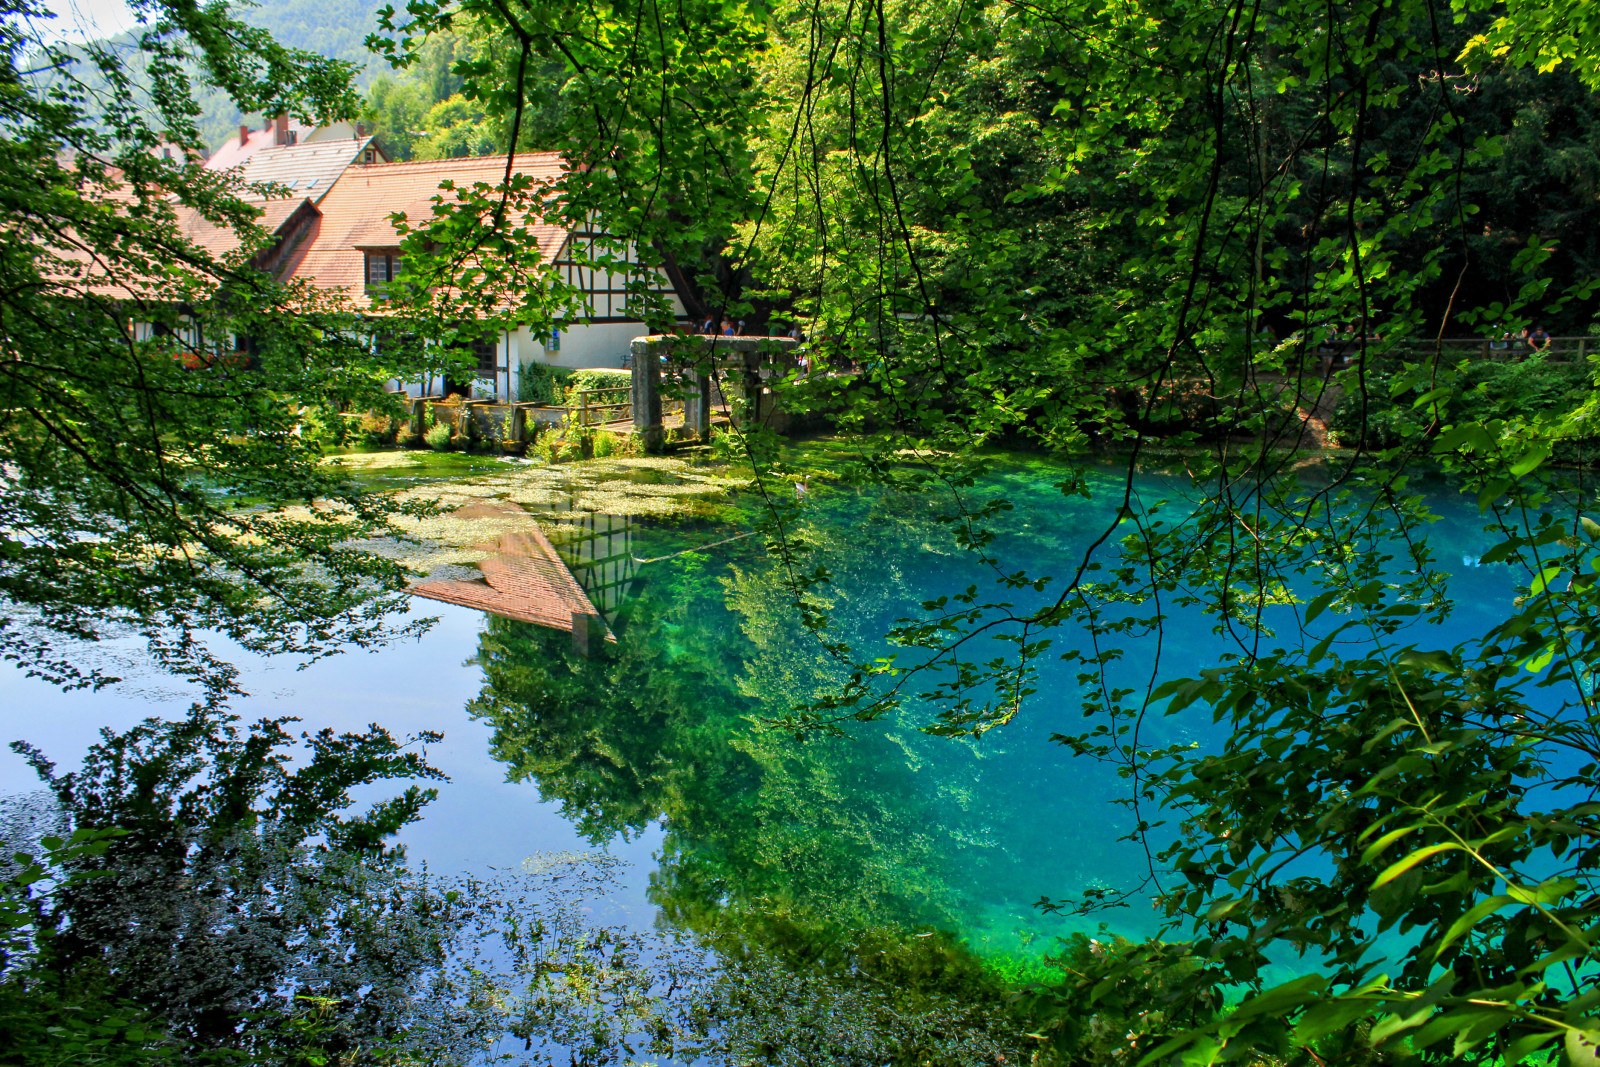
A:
[1528, 324, 1552, 353]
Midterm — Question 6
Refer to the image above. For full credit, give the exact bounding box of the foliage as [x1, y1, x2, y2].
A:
[0, 0, 474, 702]
[565, 368, 632, 397]
[516, 362, 571, 404]
[369, 0, 1600, 1059]
[1331, 355, 1599, 456]
[424, 420, 454, 450]
[464, 599, 1039, 1064]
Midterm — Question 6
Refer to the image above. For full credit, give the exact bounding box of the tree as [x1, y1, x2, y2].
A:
[0, 0, 483, 702]
[371, 0, 1600, 1060]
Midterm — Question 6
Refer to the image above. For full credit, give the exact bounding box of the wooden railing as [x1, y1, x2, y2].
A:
[1331, 336, 1595, 361]
[571, 385, 632, 428]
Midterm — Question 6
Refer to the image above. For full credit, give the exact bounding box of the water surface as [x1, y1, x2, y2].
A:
[0, 447, 1535, 975]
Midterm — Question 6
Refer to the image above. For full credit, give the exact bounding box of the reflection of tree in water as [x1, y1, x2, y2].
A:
[463, 502, 992, 945]
[461, 498, 1100, 1058]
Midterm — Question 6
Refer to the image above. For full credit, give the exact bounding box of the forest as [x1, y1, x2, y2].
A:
[5, 0, 1600, 1063]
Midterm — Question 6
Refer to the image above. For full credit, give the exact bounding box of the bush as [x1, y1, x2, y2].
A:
[590, 429, 639, 458]
[567, 368, 632, 398]
[518, 364, 572, 405]
[424, 421, 454, 451]
[1329, 355, 1597, 455]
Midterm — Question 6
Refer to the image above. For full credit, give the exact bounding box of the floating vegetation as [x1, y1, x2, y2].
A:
[322, 451, 429, 471]
[393, 455, 745, 521]
[332, 453, 746, 583]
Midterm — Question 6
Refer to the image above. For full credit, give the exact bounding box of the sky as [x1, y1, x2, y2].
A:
[38, 0, 137, 43]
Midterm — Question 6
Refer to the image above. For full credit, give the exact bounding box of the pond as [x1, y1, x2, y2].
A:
[0, 444, 1529, 982]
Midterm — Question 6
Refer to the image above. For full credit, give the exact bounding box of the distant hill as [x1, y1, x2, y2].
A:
[56, 0, 394, 154]
[200, 0, 392, 152]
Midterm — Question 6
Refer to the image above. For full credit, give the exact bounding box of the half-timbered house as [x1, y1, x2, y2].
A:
[271, 150, 686, 400]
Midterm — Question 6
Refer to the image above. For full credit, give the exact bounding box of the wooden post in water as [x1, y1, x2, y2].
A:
[571, 611, 601, 657]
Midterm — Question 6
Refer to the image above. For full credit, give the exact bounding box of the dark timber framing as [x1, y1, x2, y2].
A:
[550, 227, 678, 324]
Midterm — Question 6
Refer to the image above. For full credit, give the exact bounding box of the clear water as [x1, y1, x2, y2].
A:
[0, 448, 1531, 975]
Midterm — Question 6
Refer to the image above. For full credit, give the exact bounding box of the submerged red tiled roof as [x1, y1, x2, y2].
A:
[411, 525, 614, 640]
[277, 152, 570, 310]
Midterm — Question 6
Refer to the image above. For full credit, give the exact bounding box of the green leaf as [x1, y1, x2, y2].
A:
[1433, 895, 1512, 959]
[1370, 1003, 1434, 1045]
[1372, 843, 1464, 888]
[1510, 444, 1551, 477]
[1360, 823, 1421, 864]
[1529, 565, 1563, 595]
[1567, 1026, 1600, 1067]
[1294, 995, 1379, 1043]
[1229, 974, 1327, 1022]
[1505, 876, 1579, 905]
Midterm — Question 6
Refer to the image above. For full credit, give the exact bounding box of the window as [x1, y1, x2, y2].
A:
[365, 252, 403, 287]
[363, 149, 376, 165]
[548, 328, 561, 353]
[469, 336, 497, 375]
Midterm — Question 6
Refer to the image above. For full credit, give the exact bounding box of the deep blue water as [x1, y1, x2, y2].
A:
[0, 451, 1539, 973]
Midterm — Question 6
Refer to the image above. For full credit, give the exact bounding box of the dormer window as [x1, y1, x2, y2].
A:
[365, 251, 403, 287]
[363, 148, 377, 165]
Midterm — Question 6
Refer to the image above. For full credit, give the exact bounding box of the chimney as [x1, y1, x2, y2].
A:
[274, 113, 289, 145]
[355, 121, 366, 139]
[239, 124, 249, 146]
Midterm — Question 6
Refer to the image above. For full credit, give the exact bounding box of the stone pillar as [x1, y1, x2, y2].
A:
[683, 369, 713, 439]
[739, 347, 766, 428]
[630, 338, 664, 452]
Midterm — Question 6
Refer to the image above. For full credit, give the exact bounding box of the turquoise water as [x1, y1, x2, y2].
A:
[0, 449, 1532, 974]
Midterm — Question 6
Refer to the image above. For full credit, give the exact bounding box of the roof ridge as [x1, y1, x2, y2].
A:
[361, 151, 566, 172]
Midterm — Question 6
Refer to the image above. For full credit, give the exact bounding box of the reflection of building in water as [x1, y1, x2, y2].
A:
[542, 501, 638, 625]
[411, 520, 615, 647]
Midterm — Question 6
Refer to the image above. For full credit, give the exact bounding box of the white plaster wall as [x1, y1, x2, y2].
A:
[516, 322, 649, 371]
[470, 330, 517, 400]
[303, 122, 358, 144]
[391, 321, 663, 401]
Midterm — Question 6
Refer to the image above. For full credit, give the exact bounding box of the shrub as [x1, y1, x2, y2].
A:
[567, 368, 632, 400]
[424, 421, 454, 451]
[518, 364, 572, 405]
[589, 429, 640, 458]
[1329, 355, 1597, 455]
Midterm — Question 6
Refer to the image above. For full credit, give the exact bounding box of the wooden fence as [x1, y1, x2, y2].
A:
[1345, 336, 1594, 362]
[570, 385, 632, 428]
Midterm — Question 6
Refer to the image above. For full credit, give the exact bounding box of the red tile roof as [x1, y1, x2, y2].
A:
[229, 138, 378, 204]
[176, 197, 318, 260]
[277, 152, 571, 311]
[411, 525, 614, 639]
[205, 118, 323, 171]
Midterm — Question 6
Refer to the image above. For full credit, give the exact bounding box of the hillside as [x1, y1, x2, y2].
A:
[200, 0, 391, 150]
[60, 0, 393, 153]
